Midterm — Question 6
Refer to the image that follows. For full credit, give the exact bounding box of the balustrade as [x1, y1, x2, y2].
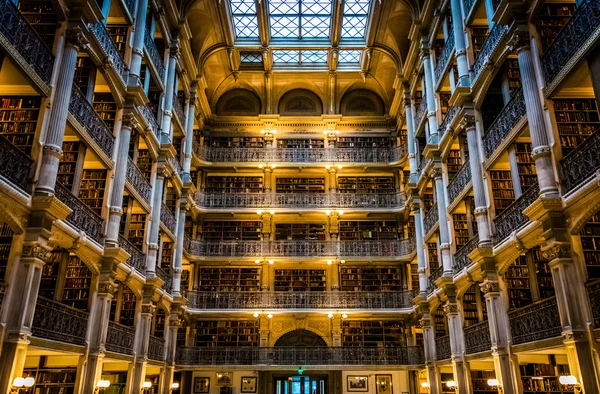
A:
[167, 156, 183, 177]
[587, 280, 600, 328]
[69, 86, 115, 157]
[89, 22, 128, 84]
[156, 266, 172, 292]
[453, 236, 478, 274]
[160, 203, 177, 235]
[482, 90, 526, 158]
[106, 321, 135, 355]
[32, 297, 89, 346]
[121, 0, 135, 16]
[144, 29, 166, 82]
[148, 335, 165, 361]
[118, 235, 146, 274]
[0, 0, 54, 86]
[172, 92, 186, 126]
[176, 346, 424, 366]
[462, 0, 477, 18]
[126, 157, 152, 205]
[434, 33, 455, 83]
[55, 183, 104, 244]
[437, 106, 460, 141]
[447, 162, 471, 204]
[414, 99, 427, 128]
[423, 203, 439, 236]
[472, 24, 509, 80]
[508, 297, 562, 345]
[464, 321, 491, 354]
[561, 128, 600, 192]
[140, 103, 161, 139]
[0, 136, 32, 192]
[494, 182, 538, 243]
[427, 266, 443, 293]
[435, 335, 451, 360]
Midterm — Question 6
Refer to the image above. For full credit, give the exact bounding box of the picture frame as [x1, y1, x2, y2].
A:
[347, 376, 369, 392]
[241, 377, 257, 393]
[216, 373, 233, 386]
[376, 375, 393, 394]
[193, 377, 210, 394]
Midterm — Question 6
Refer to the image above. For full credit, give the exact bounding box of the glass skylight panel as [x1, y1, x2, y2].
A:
[341, 0, 370, 39]
[269, 0, 332, 39]
[230, 0, 259, 39]
[240, 51, 263, 63]
[273, 50, 300, 64]
[302, 50, 328, 63]
[272, 50, 328, 65]
[338, 50, 362, 64]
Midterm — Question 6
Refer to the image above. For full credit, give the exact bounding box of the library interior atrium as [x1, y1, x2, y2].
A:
[1, 0, 600, 393]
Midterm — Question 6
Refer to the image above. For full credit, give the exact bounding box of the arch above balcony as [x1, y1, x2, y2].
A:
[340, 89, 385, 116]
[215, 89, 262, 116]
[278, 89, 323, 116]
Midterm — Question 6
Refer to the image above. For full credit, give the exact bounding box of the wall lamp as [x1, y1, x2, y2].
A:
[11, 378, 35, 394]
[487, 379, 502, 393]
[559, 376, 581, 394]
[420, 382, 430, 391]
[171, 383, 180, 391]
[142, 381, 153, 392]
[95, 380, 110, 394]
[446, 381, 458, 391]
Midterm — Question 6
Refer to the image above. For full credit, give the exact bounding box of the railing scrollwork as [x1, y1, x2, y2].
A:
[453, 236, 479, 274]
[464, 321, 491, 354]
[423, 203, 439, 236]
[55, 183, 104, 245]
[0, 136, 33, 192]
[89, 22, 128, 84]
[508, 297, 562, 345]
[434, 33, 455, 83]
[472, 23, 509, 80]
[126, 158, 152, 205]
[144, 29, 166, 82]
[447, 161, 471, 204]
[494, 182, 538, 244]
[561, 128, 600, 193]
[69, 86, 115, 157]
[106, 321, 136, 355]
[482, 90, 526, 159]
[32, 297, 89, 346]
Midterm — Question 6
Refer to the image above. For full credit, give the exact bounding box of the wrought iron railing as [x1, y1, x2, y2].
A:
[32, 297, 89, 346]
[541, 0, 600, 89]
[447, 162, 471, 204]
[156, 266, 172, 292]
[184, 291, 415, 310]
[482, 90, 526, 158]
[148, 335, 165, 361]
[160, 203, 177, 234]
[140, 103, 161, 139]
[472, 23, 509, 80]
[462, 0, 477, 18]
[118, 235, 146, 274]
[434, 33, 455, 83]
[509, 297, 562, 345]
[184, 239, 415, 258]
[494, 182, 539, 244]
[89, 22, 128, 84]
[106, 321, 135, 355]
[69, 86, 115, 157]
[453, 236, 479, 274]
[435, 335, 451, 360]
[427, 266, 443, 293]
[55, 183, 104, 245]
[464, 321, 491, 354]
[121, 0, 135, 16]
[167, 156, 182, 176]
[417, 156, 430, 176]
[0, 0, 54, 85]
[172, 92, 186, 126]
[587, 280, 600, 328]
[414, 99, 428, 128]
[176, 346, 425, 366]
[144, 28, 166, 82]
[423, 203, 439, 236]
[0, 136, 32, 192]
[437, 106, 460, 141]
[126, 158, 152, 205]
[561, 128, 600, 192]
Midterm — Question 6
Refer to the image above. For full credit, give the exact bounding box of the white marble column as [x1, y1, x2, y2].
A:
[445, 300, 469, 394]
[172, 198, 187, 297]
[146, 166, 168, 276]
[432, 169, 452, 275]
[161, 314, 180, 394]
[161, 45, 179, 144]
[131, 301, 155, 394]
[412, 200, 428, 293]
[450, 0, 470, 87]
[128, 0, 150, 85]
[404, 84, 418, 177]
[421, 310, 442, 394]
[421, 41, 439, 143]
[182, 85, 197, 182]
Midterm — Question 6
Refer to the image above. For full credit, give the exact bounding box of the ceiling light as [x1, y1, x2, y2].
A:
[328, 313, 333, 318]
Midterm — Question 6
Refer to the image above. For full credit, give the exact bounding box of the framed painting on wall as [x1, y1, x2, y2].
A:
[241, 377, 257, 393]
[347, 376, 368, 392]
[216, 373, 233, 386]
[193, 377, 210, 393]
[376, 375, 393, 394]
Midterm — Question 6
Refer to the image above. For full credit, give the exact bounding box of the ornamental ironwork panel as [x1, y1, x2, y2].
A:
[472, 23, 508, 80]
[436, 335, 451, 360]
[447, 162, 471, 204]
[122, 0, 135, 16]
[462, 0, 477, 17]
[587, 280, 600, 327]
[156, 266, 172, 292]
[508, 297, 562, 345]
[106, 321, 135, 354]
[118, 234, 146, 274]
[464, 321, 491, 354]
[423, 203, 439, 236]
[414, 99, 427, 128]
[140, 103, 161, 139]
[427, 266, 443, 293]
[89, 22, 128, 84]
[32, 297, 89, 346]
[55, 183, 104, 244]
[144, 29, 165, 82]
[176, 346, 424, 366]
[453, 236, 478, 274]
[148, 335, 165, 361]
[269, 240, 329, 257]
[126, 158, 152, 205]
[494, 182, 539, 244]
[561, 128, 600, 192]
[167, 156, 182, 176]
[437, 106, 460, 141]
[69, 86, 115, 157]
[434, 33, 455, 83]
[172, 92, 186, 126]
[541, 0, 600, 89]
[196, 192, 271, 208]
[0, 136, 32, 192]
[482, 90, 526, 158]
[160, 203, 177, 234]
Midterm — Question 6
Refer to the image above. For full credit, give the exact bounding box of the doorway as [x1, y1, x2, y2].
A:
[274, 376, 327, 394]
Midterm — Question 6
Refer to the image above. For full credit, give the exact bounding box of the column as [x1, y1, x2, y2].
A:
[128, 0, 150, 85]
[483, 0, 496, 29]
[511, 32, 559, 198]
[421, 40, 439, 143]
[161, 45, 179, 143]
[260, 212, 272, 241]
[261, 262, 270, 290]
[445, 299, 469, 394]
[462, 116, 492, 245]
[404, 84, 417, 177]
[330, 261, 340, 291]
[37, 28, 88, 195]
[262, 129, 275, 148]
[259, 316, 270, 347]
[412, 198, 428, 293]
[131, 297, 155, 394]
[450, 0, 470, 87]
[146, 166, 168, 276]
[263, 167, 272, 192]
[161, 313, 180, 394]
[182, 85, 197, 182]
[331, 315, 342, 346]
[172, 197, 188, 297]
[421, 309, 442, 394]
[106, 114, 137, 246]
[432, 169, 452, 275]
[327, 167, 338, 192]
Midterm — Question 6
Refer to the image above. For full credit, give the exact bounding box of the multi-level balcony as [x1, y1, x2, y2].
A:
[494, 182, 539, 244]
[0, 136, 33, 194]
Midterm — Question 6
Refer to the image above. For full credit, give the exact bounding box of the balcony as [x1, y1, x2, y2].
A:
[172, 92, 186, 127]
[561, 128, 600, 193]
[414, 99, 427, 130]
[423, 204, 439, 236]
[472, 23, 509, 82]
[436, 335, 451, 361]
[139, 103, 161, 140]
[184, 239, 415, 260]
[156, 266, 172, 293]
[482, 90, 526, 159]
[194, 192, 407, 211]
[508, 297, 562, 345]
[126, 157, 152, 206]
[144, 29, 166, 83]
[148, 335, 165, 361]
[160, 203, 177, 235]
[32, 297, 89, 346]
[434, 33, 455, 85]
[167, 156, 182, 178]
[587, 280, 600, 328]
[542, 0, 600, 94]
[193, 144, 407, 165]
[453, 236, 478, 274]
[437, 106, 460, 143]
[464, 321, 491, 354]
[118, 235, 146, 275]
[88, 22, 128, 86]
[427, 266, 443, 293]
[447, 162, 471, 205]
[0, 136, 33, 193]
[55, 183, 104, 245]
[493, 182, 539, 244]
[0, 0, 54, 90]
[462, 0, 477, 20]
[176, 346, 425, 367]
[106, 321, 135, 355]
[184, 290, 416, 311]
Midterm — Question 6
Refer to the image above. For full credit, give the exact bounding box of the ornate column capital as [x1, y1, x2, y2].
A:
[430, 167, 444, 180]
[541, 242, 572, 261]
[460, 114, 476, 131]
[122, 112, 139, 130]
[22, 243, 52, 263]
[509, 31, 530, 52]
[98, 281, 119, 296]
[479, 280, 501, 295]
[65, 27, 89, 51]
[170, 44, 181, 60]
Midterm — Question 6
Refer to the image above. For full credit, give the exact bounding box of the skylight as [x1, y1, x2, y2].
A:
[269, 0, 332, 40]
[230, 0, 259, 39]
[273, 50, 328, 65]
[338, 50, 362, 64]
[341, 0, 370, 39]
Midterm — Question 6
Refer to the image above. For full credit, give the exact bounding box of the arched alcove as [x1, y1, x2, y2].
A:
[215, 89, 262, 116]
[274, 329, 327, 347]
[340, 89, 385, 116]
[278, 89, 323, 116]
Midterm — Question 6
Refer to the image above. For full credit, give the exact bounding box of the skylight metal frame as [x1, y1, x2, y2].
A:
[229, 0, 260, 40]
[272, 49, 329, 67]
[341, 0, 371, 40]
[268, 0, 333, 42]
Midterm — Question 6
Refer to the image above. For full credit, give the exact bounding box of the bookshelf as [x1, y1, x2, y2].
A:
[277, 139, 324, 149]
[275, 223, 326, 240]
[73, 57, 93, 95]
[181, 269, 190, 291]
[106, 25, 128, 58]
[532, 246, 555, 300]
[22, 367, 77, 394]
[128, 213, 147, 249]
[440, 93, 451, 117]
[580, 212, 600, 279]
[78, 170, 106, 215]
[340, 267, 403, 291]
[553, 98, 600, 154]
[195, 320, 259, 347]
[136, 149, 152, 180]
[447, 150, 463, 180]
[434, 305, 447, 337]
[427, 242, 439, 271]
[337, 137, 391, 148]
[520, 364, 574, 394]
[154, 308, 166, 337]
[198, 267, 260, 292]
[536, 3, 577, 52]
[489, 170, 514, 215]
[93, 93, 117, 131]
[275, 177, 325, 193]
[57, 142, 84, 191]
[505, 256, 533, 310]
[274, 269, 326, 291]
[0, 223, 13, 282]
[506, 59, 522, 96]
[165, 186, 176, 214]
[160, 240, 173, 270]
[471, 371, 497, 394]
[414, 90, 423, 107]
[206, 176, 263, 193]
[208, 137, 264, 148]
[119, 197, 130, 237]
[433, 38, 445, 59]
[39, 250, 63, 300]
[481, 92, 505, 129]
[338, 177, 394, 194]
[0, 96, 41, 155]
[62, 255, 92, 311]
[339, 221, 399, 241]
[423, 187, 434, 213]
[514, 143, 537, 189]
[119, 286, 136, 327]
[17, 0, 58, 49]
[410, 263, 419, 292]
[202, 221, 262, 241]
[471, 27, 489, 60]
[407, 215, 416, 238]
[342, 320, 406, 347]
[452, 214, 469, 248]
[463, 284, 481, 327]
